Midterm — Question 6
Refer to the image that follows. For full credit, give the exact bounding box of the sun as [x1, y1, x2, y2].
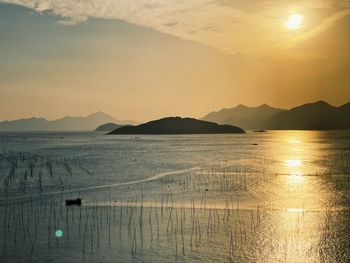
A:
[285, 14, 303, 30]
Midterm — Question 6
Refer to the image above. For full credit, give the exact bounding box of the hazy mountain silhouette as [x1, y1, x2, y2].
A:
[108, 117, 245, 134]
[202, 104, 285, 129]
[95, 123, 126, 132]
[0, 112, 136, 131]
[266, 101, 350, 130]
[339, 102, 350, 112]
[203, 100, 350, 130]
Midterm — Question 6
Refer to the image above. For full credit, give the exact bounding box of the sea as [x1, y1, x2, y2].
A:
[0, 130, 349, 262]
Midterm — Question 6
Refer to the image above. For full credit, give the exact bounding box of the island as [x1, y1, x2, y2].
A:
[108, 117, 245, 134]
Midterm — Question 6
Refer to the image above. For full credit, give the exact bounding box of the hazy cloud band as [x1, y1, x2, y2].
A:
[1, 0, 350, 55]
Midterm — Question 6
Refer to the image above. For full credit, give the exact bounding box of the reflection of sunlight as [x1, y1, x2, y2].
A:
[259, 131, 331, 261]
[289, 139, 300, 144]
[285, 159, 302, 167]
[287, 208, 304, 213]
[288, 173, 304, 185]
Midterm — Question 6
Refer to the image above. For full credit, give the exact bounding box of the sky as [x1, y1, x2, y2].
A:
[0, 0, 350, 122]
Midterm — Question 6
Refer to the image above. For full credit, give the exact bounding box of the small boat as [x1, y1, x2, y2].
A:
[65, 198, 82, 206]
[253, 130, 266, 133]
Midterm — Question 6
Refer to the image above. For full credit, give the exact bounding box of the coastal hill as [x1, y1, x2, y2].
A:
[203, 100, 350, 130]
[108, 117, 245, 134]
[95, 123, 125, 132]
[0, 112, 136, 131]
[266, 101, 350, 130]
[202, 104, 285, 130]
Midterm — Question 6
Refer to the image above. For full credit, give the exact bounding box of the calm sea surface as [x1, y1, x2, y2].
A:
[0, 131, 349, 262]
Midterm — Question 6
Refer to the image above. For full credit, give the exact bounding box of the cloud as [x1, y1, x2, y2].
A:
[1, 0, 350, 55]
[163, 21, 178, 27]
[280, 8, 350, 49]
[55, 13, 88, 25]
[57, 19, 79, 26]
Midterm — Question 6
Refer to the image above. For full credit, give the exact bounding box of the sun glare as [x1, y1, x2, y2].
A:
[287, 208, 304, 213]
[285, 159, 302, 167]
[288, 173, 304, 185]
[285, 14, 303, 30]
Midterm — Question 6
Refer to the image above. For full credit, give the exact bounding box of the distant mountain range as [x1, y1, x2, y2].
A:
[203, 104, 284, 130]
[0, 112, 136, 131]
[108, 117, 245, 134]
[203, 101, 350, 130]
[267, 101, 350, 130]
[1, 100, 348, 132]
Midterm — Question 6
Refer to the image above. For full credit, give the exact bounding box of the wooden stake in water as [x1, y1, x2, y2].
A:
[82, 208, 90, 256]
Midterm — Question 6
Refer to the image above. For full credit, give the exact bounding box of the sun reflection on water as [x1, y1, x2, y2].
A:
[286, 208, 304, 213]
[285, 159, 302, 167]
[287, 173, 304, 185]
[289, 139, 301, 144]
[256, 131, 334, 262]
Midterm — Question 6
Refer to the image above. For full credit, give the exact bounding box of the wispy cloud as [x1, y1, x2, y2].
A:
[280, 8, 350, 49]
[1, 0, 349, 55]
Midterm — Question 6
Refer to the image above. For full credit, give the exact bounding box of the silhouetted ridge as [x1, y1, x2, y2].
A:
[95, 123, 125, 132]
[203, 100, 349, 130]
[0, 112, 136, 131]
[202, 104, 285, 129]
[340, 102, 350, 110]
[267, 101, 350, 130]
[108, 117, 245, 134]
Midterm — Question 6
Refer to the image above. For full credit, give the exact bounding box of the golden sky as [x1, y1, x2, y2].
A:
[0, 0, 349, 121]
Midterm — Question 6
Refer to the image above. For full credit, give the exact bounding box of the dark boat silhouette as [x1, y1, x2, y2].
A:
[65, 198, 82, 206]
